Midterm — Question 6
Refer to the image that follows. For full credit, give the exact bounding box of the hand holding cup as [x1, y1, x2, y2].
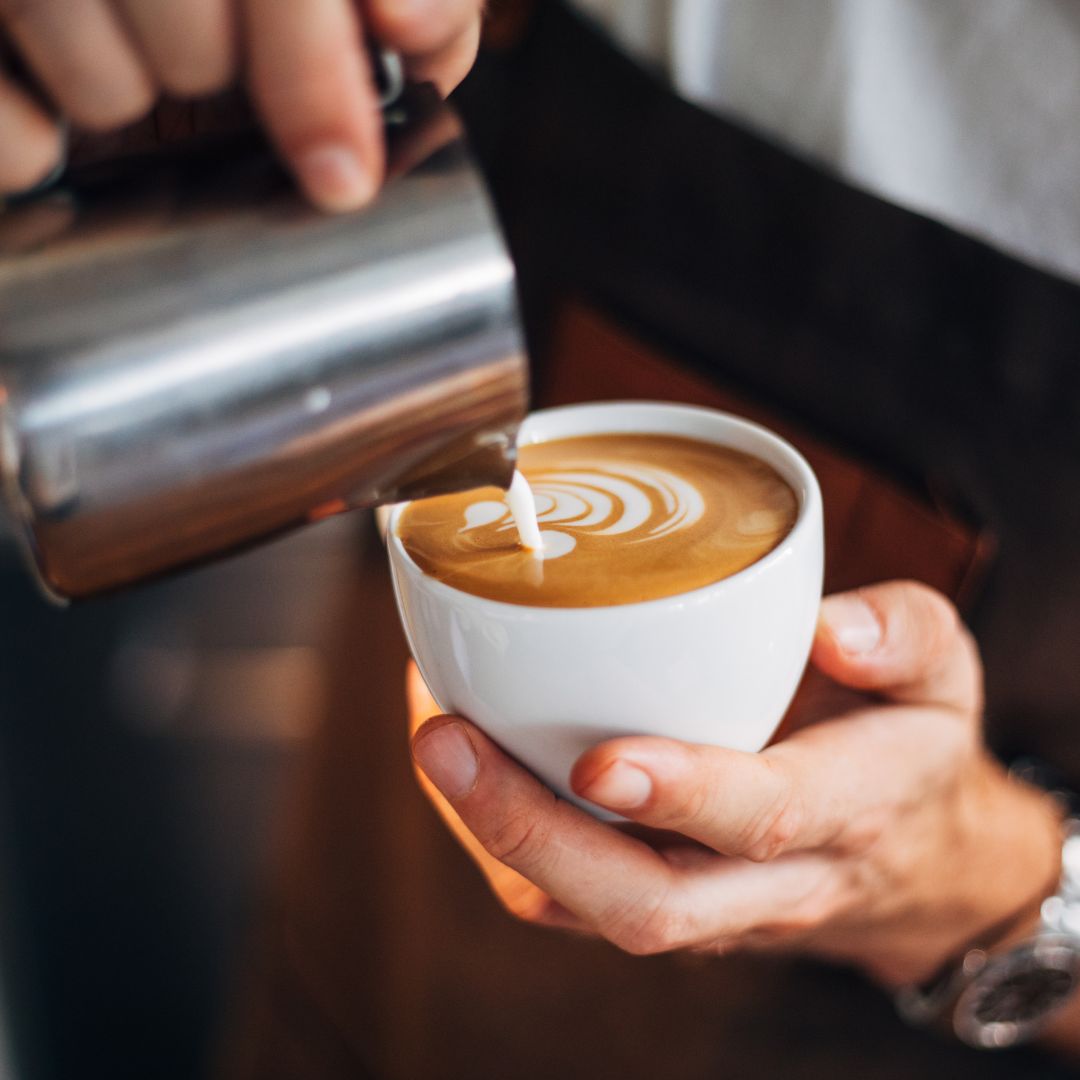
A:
[407, 582, 1063, 987]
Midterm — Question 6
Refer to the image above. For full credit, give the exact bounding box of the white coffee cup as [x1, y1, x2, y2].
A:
[388, 401, 824, 817]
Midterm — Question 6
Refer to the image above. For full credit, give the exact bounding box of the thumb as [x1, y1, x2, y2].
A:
[811, 581, 982, 715]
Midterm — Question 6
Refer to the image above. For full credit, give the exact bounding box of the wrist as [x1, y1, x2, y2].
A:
[949, 755, 1063, 951]
[885, 754, 1064, 988]
[899, 754, 1064, 986]
[898, 807, 1080, 1051]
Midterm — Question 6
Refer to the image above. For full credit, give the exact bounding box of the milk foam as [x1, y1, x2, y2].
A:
[401, 434, 798, 608]
[460, 463, 706, 561]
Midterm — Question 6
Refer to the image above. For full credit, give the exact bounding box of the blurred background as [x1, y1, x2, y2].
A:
[3, 2, 1080, 1078]
[0, 509, 358, 1079]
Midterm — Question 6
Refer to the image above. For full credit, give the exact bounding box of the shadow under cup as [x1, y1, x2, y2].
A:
[388, 402, 824, 819]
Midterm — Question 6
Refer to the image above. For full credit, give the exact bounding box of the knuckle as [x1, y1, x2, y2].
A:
[891, 580, 959, 645]
[833, 807, 888, 856]
[914, 584, 959, 641]
[482, 808, 552, 868]
[895, 581, 967, 682]
[605, 894, 685, 957]
[739, 772, 802, 862]
[743, 794, 803, 859]
[611, 916, 671, 957]
[662, 771, 711, 829]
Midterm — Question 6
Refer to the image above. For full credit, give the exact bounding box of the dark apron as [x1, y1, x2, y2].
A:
[461, 1, 1080, 776]
[446, 3, 1080, 1076]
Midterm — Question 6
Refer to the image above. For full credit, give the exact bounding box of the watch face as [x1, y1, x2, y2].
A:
[954, 938, 1080, 1049]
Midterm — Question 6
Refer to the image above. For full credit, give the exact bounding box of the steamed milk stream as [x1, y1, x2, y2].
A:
[397, 434, 798, 607]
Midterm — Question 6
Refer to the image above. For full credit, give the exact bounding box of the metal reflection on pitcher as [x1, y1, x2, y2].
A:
[0, 85, 528, 602]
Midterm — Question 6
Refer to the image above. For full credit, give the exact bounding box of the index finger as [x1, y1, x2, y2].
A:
[406, 664, 548, 920]
[242, 0, 383, 212]
[411, 707, 844, 955]
[572, 701, 973, 861]
[410, 712, 679, 951]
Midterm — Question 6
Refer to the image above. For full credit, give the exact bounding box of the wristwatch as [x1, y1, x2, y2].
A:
[897, 819, 1080, 1048]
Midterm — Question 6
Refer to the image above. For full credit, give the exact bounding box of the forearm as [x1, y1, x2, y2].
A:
[953, 758, 1064, 962]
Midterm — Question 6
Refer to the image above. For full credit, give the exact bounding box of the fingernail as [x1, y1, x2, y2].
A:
[413, 722, 479, 799]
[581, 761, 653, 810]
[821, 594, 883, 655]
[296, 144, 375, 212]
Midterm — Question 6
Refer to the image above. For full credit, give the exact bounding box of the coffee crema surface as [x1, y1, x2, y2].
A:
[396, 434, 798, 607]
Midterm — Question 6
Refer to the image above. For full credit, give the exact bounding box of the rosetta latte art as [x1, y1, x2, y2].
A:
[461, 464, 706, 560]
[397, 433, 798, 608]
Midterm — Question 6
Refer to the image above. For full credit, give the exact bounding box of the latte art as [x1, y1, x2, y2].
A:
[397, 433, 799, 607]
[461, 463, 706, 561]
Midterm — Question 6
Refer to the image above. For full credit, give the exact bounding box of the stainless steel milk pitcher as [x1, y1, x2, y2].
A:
[0, 85, 528, 601]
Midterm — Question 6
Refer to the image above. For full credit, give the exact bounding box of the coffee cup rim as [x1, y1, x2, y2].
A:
[388, 400, 822, 617]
